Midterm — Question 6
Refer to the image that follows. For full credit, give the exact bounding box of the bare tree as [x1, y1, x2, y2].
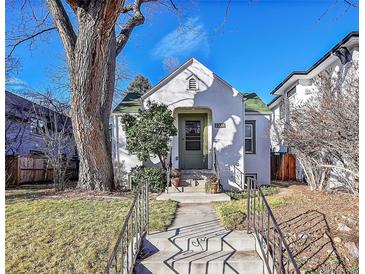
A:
[282, 60, 359, 193]
[6, 0, 180, 191]
[163, 56, 180, 73]
[31, 91, 76, 191]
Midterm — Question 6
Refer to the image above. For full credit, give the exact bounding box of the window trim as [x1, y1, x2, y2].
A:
[245, 173, 257, 186]
[245, 120, 256, 154]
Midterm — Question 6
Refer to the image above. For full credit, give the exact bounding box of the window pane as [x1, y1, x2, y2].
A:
[186, 141, 200, 150]
[245, 125, 252, 137]
[245, 139, 252, 152]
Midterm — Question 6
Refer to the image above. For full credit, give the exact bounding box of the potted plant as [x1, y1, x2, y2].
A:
[206, 175, 219, 194]
[170, 169, 181, 187]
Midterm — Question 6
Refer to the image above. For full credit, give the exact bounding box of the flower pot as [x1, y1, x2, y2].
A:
[211, 182, 219, 194]
[171, 177, 180, 187]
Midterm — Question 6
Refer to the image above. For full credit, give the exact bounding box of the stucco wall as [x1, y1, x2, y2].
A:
[143, 60, 245, 189]
[245, 114, 271, 186]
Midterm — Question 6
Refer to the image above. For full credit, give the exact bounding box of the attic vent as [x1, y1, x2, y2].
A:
[188, 77, 197, 90]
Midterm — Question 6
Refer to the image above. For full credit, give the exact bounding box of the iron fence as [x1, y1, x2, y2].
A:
[247, 177, 300, 274]
[165, 146, 172, 193]
[213, 148, 223, 192]
[104, 181, 149, 274]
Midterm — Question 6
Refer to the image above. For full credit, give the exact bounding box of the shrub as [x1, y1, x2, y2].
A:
[130, 166, 166, 193]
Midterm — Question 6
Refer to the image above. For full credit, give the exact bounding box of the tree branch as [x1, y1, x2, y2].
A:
[6, 27, 56, 58]
[46, 0, 77, 66]
[116, 0, 158, 56]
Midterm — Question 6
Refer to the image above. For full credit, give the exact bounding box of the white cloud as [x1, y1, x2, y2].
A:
[5, 77, 35, 93]
[152, 17, 210, 60]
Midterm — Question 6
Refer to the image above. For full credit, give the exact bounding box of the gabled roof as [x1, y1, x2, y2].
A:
[141, 57, 244, 101]
[113, 92, 142, 113]
[243, 93, 271, 114]
[269, 31, 359, 98]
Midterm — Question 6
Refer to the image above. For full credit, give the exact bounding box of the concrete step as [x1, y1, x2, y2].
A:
[144, 230, 256, 252]
[156, 192, 230, 203]
[135, 250, 263, 274]
[167, 184, 205, 193]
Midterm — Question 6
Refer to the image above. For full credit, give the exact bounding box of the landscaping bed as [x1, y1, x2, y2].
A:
[271, 183, 359, 273]
[5, 185, 177, 274]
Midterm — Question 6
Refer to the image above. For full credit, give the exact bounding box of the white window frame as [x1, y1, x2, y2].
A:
[245, 121, 255, 154]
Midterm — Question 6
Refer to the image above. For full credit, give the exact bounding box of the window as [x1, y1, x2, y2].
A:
[30, 117, 44, 135]
[185, 120, 201, 150]
[245, 121, 255, 154]
[188, 77, 197, 90]
[245, 173, 257, 186]
[287, 87, 296, 98]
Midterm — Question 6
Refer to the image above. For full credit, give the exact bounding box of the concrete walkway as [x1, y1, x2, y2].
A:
[135, 203, 264, 274]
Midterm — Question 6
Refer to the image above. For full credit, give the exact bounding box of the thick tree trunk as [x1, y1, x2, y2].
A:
[71, 8, 117, 191]
[47, 0, 145, 191]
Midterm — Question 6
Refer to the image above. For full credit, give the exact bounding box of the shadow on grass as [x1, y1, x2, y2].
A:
[5, 184, 57, 202]
[277, 210, 348, 273]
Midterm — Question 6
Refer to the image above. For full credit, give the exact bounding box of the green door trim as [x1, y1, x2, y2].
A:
[178, 113, 208, 169]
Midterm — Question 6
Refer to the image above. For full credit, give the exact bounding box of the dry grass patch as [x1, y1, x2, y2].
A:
[5, 186, 177, 274]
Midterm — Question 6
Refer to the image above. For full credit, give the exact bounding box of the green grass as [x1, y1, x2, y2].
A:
[213, 196, 286, 230]
[5, 187, 177, 274]
[223, 186, 279, 200]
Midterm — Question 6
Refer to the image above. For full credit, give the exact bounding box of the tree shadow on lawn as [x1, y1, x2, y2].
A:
[5, 184, 57, 202]
[278, 210, 348, 273]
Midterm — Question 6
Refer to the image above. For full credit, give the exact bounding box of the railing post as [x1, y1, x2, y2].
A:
[247, 177, 251, 233]
[146, 181, 149, 235]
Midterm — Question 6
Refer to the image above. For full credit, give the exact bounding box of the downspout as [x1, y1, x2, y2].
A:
[242, 96, 247, 181]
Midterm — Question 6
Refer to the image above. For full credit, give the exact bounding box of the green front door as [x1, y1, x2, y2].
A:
[179, 114, 207, 169]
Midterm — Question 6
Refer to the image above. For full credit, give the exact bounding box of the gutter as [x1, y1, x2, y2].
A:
[269, 31, 359, 95]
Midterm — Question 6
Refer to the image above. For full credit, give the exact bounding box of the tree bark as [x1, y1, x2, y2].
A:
[47, 0, 150, 190]
[70, 6, 118, 191]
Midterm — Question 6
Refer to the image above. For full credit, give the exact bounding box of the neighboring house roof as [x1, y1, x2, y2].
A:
[243, 93, 271, 114]
[113, 92, 142, 113]
[268, 31, 359, 100]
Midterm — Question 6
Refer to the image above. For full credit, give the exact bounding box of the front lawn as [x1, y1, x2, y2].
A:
[213, 195, 286, 230]
[5, 186, 177, 274]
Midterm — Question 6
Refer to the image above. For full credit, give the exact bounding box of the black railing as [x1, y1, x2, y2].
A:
[213, 148, 223, 192]
[233, 165, 246, 190]
[104, 182, 149, 274]
[247, 178, 300, 274]
[165, 146, 172, 193]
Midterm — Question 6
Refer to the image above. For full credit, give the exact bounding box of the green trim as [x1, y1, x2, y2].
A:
[178, 113, 208, 169]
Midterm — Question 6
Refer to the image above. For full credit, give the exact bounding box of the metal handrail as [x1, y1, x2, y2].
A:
[213, 148, 222, 192]
[165, 146, 172, 193]
[104, 182, 149, 274]
[233, 165, 246, 190]
[247, 178, 300, 274]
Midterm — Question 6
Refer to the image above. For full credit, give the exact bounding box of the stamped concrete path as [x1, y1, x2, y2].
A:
[135, 203, 264, 274]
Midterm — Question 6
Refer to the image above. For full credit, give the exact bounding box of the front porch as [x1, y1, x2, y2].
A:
[157, 169, 231, 203]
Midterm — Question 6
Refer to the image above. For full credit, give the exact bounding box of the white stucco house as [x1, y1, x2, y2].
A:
[267, 31, 359, 180]
[111, 58, 271, 190]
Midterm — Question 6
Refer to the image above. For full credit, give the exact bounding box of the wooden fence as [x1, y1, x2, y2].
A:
[5, 155, 79, 186]
[271, 152, 296, 181]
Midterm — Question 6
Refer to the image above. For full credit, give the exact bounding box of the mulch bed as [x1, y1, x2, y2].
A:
[271, 183, 359, 273]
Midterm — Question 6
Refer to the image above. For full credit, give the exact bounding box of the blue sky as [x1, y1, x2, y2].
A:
[6, 0, 358, 104]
